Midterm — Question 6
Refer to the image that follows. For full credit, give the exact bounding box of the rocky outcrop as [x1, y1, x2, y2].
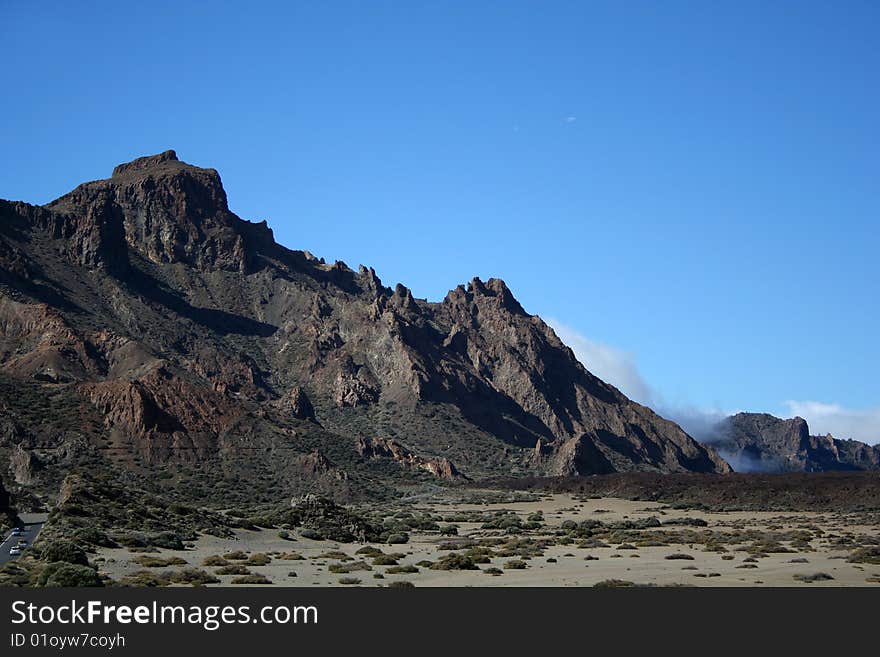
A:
[9, 444, 41, 486]
[300, 450, 347, 481]
[0, 298, 103, 383]
[46, 150, 274, 273]
[274, 386, 316, 421]
[355, 436, 466, 480]
[708, 413, 880, 472]
[288, 494, 380, 542]
[81, 367, 245, 463]
[332, 356, 380, 408]
[0, 198, 128, 274]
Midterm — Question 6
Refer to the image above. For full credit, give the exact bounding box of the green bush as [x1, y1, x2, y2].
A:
[847, 547, 880, 564]
[318, 550, 350, 560]
[216, 565, 251, 576]
[481, 514, 523, 532]
[464, 548, 493, 564]
[594, 579, 636, 588]
[223, 551, 248, 561]
[329, 561, 372, 574]
[72, 527, 116, 548]
[202, 555, 229, 567]
[39, 541, 89, 566]
[119, 570, 170, 587]
[231, 574, 272, 585]
[385, 565, 418, 574]
[147, 532, 185, 550]
[430, 553, 478, 571]
[167, 569, 220, 586]
[372, 555, 399, 566]
[133, 556, 187, 568]
[245, 553, 271, 566]
[35, 563, 101, 587]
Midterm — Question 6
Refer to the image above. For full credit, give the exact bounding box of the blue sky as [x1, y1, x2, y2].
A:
[2, 2, 878, 441]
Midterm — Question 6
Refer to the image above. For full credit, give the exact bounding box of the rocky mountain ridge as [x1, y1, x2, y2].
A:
[0, 151, 728, 504]
[706, 412, 879, 473]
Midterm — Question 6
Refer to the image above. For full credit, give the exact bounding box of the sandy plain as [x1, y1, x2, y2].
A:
[93, 492, 880, 587]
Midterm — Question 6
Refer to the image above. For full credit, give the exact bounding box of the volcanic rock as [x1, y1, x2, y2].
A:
[0, 151, 731, 504]
[355, 436, 466, 480]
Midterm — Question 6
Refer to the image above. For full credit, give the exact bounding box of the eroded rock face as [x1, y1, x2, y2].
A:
[81, 367, 246, 463]
[301, 450, 347, 481]
[710, 413, 880, 472]
[355, 437, 465, 480]
[9, 444, 41, 486]
[0, 298, 103, 382]
[274, 386, 316, 421]
[45, 150, 273, 273]
[1, 198, 128, 274]
[0, 150, 730, 502]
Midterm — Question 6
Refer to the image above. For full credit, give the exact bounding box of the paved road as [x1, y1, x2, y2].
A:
[0, 515, 46, 565]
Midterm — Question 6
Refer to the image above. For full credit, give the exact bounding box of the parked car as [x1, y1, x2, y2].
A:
[11, 527, 23, 536]
[9, 546, 21, 556]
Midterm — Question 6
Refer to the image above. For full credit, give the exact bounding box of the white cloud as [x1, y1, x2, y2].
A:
[547, 319, 880, 448]
[660, 406, 730, 443]
[564, 116, 577, 123]
[784, 401, 880, 445]
[546, 318, 654, 405]
[547, 319, 731, 436]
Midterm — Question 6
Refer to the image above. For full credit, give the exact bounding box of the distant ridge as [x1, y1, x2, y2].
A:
[704, 412, 879, 472]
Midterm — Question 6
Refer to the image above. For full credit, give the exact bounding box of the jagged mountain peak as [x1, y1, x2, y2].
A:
[52, 149, 229, 211]
[33, 150, 276, 274]
[111, 149, 183, 177]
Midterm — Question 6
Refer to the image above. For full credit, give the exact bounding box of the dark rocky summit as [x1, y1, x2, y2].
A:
[708, 412, 880, 473]
[0, 151, 728, 504]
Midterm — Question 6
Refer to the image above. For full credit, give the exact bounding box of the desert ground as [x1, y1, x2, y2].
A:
[92, 491, 880, 587]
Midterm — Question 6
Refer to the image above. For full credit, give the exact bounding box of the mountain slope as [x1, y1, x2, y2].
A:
[708, 412, 879, 472]
[0, 151, 728, 503]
